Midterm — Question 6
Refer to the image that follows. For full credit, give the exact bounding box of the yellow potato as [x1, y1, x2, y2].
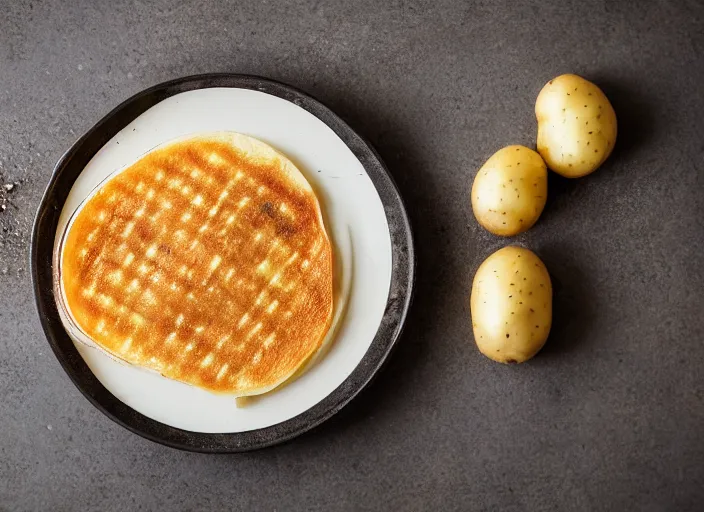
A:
[470, 246, 552, 363]
[471, 145, 547, 237]
[535, 74, 617, 178]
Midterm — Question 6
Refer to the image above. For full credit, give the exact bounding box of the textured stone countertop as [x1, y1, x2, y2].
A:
[1, 0, 702, 510]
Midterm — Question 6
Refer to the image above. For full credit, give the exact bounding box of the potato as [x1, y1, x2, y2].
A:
[471, 145, 547, 237]
[535, 74, 617, 178]
[470, 246, 552, 363]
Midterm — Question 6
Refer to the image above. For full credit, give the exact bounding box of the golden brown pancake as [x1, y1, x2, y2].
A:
[58, 132, 334, 397]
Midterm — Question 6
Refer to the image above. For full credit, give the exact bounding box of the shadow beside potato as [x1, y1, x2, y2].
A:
[531, 244, 598, 359]
[591, 77, 658, 159]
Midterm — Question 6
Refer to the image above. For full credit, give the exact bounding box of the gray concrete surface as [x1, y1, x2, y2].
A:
[2, 0, 703, 510]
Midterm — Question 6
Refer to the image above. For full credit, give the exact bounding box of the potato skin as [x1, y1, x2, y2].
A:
[471, 145, 548, 237]
[470, 246, 552, 363]
[535, 74, 617, 178]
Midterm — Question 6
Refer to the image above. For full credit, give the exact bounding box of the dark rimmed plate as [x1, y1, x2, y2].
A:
[31, 73, 414, 452]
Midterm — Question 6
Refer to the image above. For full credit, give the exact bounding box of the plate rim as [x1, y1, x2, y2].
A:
[30, 73, 415, 452]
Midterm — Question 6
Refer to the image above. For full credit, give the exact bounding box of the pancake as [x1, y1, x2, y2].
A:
[57, 132, 334, 397]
